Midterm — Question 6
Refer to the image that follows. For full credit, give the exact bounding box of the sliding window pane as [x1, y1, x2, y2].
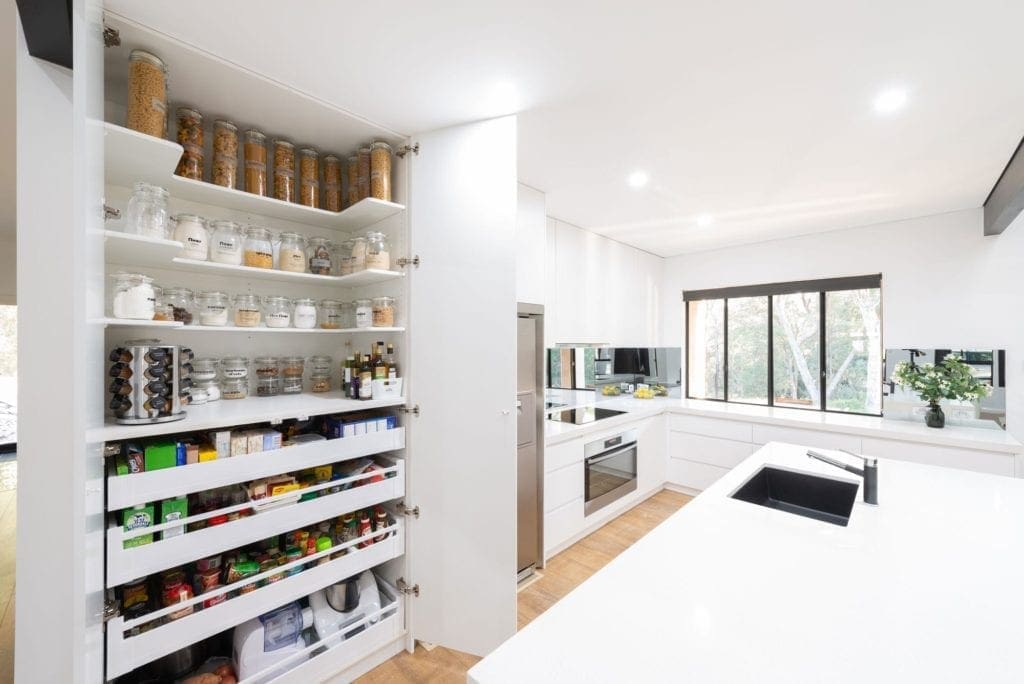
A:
[772, 292, 821, 409]
[825, 289, 881, 414]
[726, 297, 768, 404]
[687, 299, 725, 399]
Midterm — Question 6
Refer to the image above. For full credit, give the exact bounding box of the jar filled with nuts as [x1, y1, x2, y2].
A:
[346, 155, 359, 208]
[323, 154, 342, 212]
[254, 357, 280, 380]
[273, 140, 295, 202]
[299, 147, 320, 208]
[357, 146, 371, 200]
[244, 129, 268, 196]
[310, 373, 331, 393]
[212, 120, 239, 189]
[281, 356, 305, 378]
[175, 107, 203, 180]
[126, 49, 168, 138]
[370, 141, 393, 201]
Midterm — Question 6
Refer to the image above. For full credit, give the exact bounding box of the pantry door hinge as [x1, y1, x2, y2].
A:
[103, 25, 121, 48]
[104, 204, 121, 221]
[396, 578, 420, 597]
[398, 404, 420, 416]
[102, 600, 120, 624]
[395, 143, 420, 158]
[397, 501, 420, 518]
[397, 256, 420, 269]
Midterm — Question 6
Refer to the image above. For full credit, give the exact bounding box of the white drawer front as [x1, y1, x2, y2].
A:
[861, 437, 1015, 477]
[667, 458, 729, 491]
[669, 414, 753, 442]
[669, 431, 758, 469]
[545, 497, 584, 555]
[545, 462, 584, 513]
[545, 438, 583, 473]
[751, 424, 862, 453]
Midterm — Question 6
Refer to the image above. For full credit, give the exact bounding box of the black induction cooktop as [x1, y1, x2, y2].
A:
[547, 406, 627, 425]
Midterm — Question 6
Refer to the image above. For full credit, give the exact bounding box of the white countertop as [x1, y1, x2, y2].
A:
[469, 442, 1024, 683]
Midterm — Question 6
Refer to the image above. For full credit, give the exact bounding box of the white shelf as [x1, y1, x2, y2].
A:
[169, 258, 406, 287]
[88, 392, 405, 442]
[103, 121, 183, 188]
[335, 268, 406, 287]
[103, 230, 184, 268]
[178, 325, 405, 334]
[107, 429, 405, 510]
[90, 317, 184, 329]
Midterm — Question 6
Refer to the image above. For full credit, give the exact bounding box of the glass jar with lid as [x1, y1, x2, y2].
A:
[369, 141, 393, 201]
[309, 355, 333, 375]
[192, 357, 219, 382]
[126, 49, 167, 138]
[307, 237, 333, 275]
[162, 287, 195, 324]
[349, 236, 367, 272]
[210, 220, 243, 265]
[357, 147, 371, 200]
[354, 298, 373, 328]
[172, 213, 209, 261]
[195, 378, 221, 401]
[273, 139, 295, 202]
[364, 231, 391, 270]
[323, 154, 342, 211]
[153, 303, 174, 321]
[243, 226, 274, 269]
[281, 356, 305, 378]
[310, 374, 331, 393]
[125, 182, 170, 239]
[282, 376, 303, 394]
[195, 291, 230, 326]
[263, 296, 292, 328]
[212, 120, 239, 189]
[254, 357, 280, 380]
[222, 378, 247, 400]
[339, 300, 356, 328]
[319, 300, 345, 329]
[277, 232, 307, 273]
[299, 147, 320, 208]
[174, 107, 203, 180]
[337, 239, 354, 275]
[220, 357, 249, 380]
[293, 298, 318, 329]
[244, 129, 268, 196]
[111, 273, 157, 320]
[346, 155, 359, 207]
[257, 377, 282, 397]
[233, 294, 262, 327]
[372, 296, 396, 327]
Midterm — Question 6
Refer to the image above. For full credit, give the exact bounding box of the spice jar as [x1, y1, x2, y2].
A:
[349, 236, 367, 272]
[192, 358, 219, 382]
[346, 155, 359, 207]
[293, 298, 318, 329]
[281, 356, 305, 378]
[212, 120, 239, 188]
[210, 220, 243, 265]
[233, 294, 262, 327]
[277, 232, 307, 273]
[172, 213, 209, 261]
[319, 300, 344, 329]
[112, 273, 157, 320]
[174, 107, 204, 180]
[307, 237, 333, 275]
[323, 154, 342, 211]
[357, 147, 371, 200]
[222, 378, 247, 400]
[354, 299, 373, 328]
[273, 139, 295, 202]
[365, 231, 391, 270]
[162, 287, 195, 324]
[372, 296, 396, 327]
[196, 378, 221, 401]
[370, 141, 393, 201]
[257, 377, 282, 397]
[196, 291, 230, 326]
[243, 226, 274, 269]
[282, 376, 303, 394]
[125, 182, 170, 239]
[299, 147, 320, 208]
[243, 129, 268, 196]
[310, 356, 333, 375]
[263, 296, 292, 328]
[310, 373, 331, 393]
[254, 357, 280, 379]
[126, 50, 167, 138]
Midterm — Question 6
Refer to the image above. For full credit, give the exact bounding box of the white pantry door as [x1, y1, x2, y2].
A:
[407, 116, 519, 656]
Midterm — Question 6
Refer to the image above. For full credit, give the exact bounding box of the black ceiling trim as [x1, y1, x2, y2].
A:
[983, 135, 1024, 236]
[15, 0, 73, 70]
[683, 274, 882, 302]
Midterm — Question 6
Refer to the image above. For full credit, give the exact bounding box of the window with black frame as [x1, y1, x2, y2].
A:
[685, 275, 882, 415]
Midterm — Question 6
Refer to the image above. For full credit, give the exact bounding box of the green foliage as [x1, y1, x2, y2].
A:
[892, 354, 991, 405]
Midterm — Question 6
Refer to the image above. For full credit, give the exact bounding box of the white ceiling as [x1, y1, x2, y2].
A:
[108, 1, 1024, 256]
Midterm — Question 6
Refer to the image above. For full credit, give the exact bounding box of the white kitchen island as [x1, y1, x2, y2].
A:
[469, 442, 1024, 683]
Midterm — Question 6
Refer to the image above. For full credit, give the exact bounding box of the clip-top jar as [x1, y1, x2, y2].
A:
[162, 287, 195, 325]
[277, 232, 307, 273]
[372, 296, 396, 327]
[243, 226, 274, 269]
[111, 273, 157, 320]
[354, 299, 373, 328]
[293, 298, 318, 329]
[196, 291, 230, 326]
[233, 294, 262, 327]
[307, 237, 333, 275]
[263, 296, 292, 328]
[319, 300, 344, 329]
[210, 220, 243, 265]
[172, 213, 209, 261]
[125, 182, 170, 239]
[365, 231, 390, 270]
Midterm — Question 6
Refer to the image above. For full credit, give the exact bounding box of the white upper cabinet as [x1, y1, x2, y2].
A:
[515, 183, 547, 305]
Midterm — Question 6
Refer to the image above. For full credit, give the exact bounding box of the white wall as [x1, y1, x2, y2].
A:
[516, 183, 546, 305]
[660, 208, 1024, 441]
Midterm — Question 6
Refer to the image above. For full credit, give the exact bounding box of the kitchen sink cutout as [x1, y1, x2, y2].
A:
[730, 466, 859, 526]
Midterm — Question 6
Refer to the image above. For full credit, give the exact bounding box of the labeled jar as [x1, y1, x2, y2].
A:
[243, 226, 274, 269]
[210, 220, 243, 265]
[281, 356, 305, 378]
[282, 376, 303, 394]
[337, 240, 354, 275]
[195, 378, 221, 401]
[244, 129, 268, 196]
[257, 377, 282, 397]
[196, 291, 230, 326]
[349, 236, 367, 272]
[319, 299, 344, 329]
[370, 141, 393, 201]
[309, 355, 333, 375]
[310, 373, 331, 393]
[254, 357, 280, 379]
[354, 299, 373, 328]
[372, 296, 396, 327]
[172, 213, 209, 261]
[307, 237, 333, 275]
[277, 232, 307, 273]
[346, 155, 359, 207]
[273, 139, 295, 202]
[339, 300, 356, 328]
[357, 147, 371, 200]
[125, 182, 170, 239]
[112, 273, 157, 320]
[233, 294, 262, 327]
[212, 120, 239, 188]
[192, 358, 219, 382]
[365, 231, 390, 270]
[299, 147, 320, 208]
[153, 303, 174, 321]
[175, 107, 204, 180]
[293, 298, 318, 329]
[126, 49, 167, 138]
[222, 378, 247, 400]
[323, 154, 342, 211]
[162, 287, 195, 324]
[263, 296, 292, 328]
[220, 357, 249, 380]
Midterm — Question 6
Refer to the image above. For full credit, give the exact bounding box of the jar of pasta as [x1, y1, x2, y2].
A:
[174, 107, 203, 180]
[372, 296, 396, 327]
[243, 226, 274, 269]
[212, 120, 239, 188]
[307, 237, 333, 275]
[126, 50, 167, 138]
[244, 129, 267, 196]
[273, 139, 295, 202]
[233, 294, 262, 327]
[346, 155, 359, 207]
[365, 231, 390, 270]
[357, 147, 371, 200]
[323, 154, 342, 211]
[299, 147, 320, 208]
[370, 141, 393, 201]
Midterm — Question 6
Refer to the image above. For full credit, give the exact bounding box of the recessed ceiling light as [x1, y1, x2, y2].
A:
[696, 214, 713, 227]
[627, 171, 649, 188]
[873, 87, 908, 114]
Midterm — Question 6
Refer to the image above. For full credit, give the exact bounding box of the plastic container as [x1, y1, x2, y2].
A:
[212, 120, 239, 188]
[254, 357, 280, 379]
[196, 291, 230, 326]
[365, 231, 390, 270]
[319, 299, 345, 329]
[354, 299, 373, 328]
[191, 358, 219, 382]
[273, 140, 295, 202]
[323, 154, 342, 211]
[210, 220, 244, 265]
[174, 107, 204, 180]
[293, 298, 318, 329]
[256, 377, 282, 397]
[243, 226, 274, 269]
[277, 232, 307, 273]
[369, 141, 393, 201]
[233, 294, 262, 327]
[263, 296, 292, 328]
[162, 287, 195, 324]
[222, 378, 247, 400]
[299, 147, 320, 208]
[220, 357, 249, 380]
[307, 237, 333, 275]
[173, 213, 209, 261]
[372, 296, 396, 327]
[111, 273, 157, 320]
[126, 50, 167, 138]
[125, 182, 170, 239]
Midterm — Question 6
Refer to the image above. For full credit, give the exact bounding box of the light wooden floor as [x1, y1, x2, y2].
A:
[0, 462, 17, 684]
[357, 489, 692, 683]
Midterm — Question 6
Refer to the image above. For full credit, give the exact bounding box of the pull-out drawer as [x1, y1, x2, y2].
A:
[545, 462, 583, 513]
[669, 431, 757, 469]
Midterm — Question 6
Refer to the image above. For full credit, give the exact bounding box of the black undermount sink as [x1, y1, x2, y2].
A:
[731, 466, 859, 527]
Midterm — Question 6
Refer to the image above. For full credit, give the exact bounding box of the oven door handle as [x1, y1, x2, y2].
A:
[586, 443, 637, 466]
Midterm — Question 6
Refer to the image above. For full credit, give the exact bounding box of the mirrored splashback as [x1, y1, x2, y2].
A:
[883, 348, 1006, 430]
[548, 347, 682, 391]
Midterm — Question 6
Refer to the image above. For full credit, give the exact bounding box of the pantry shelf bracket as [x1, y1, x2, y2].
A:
[397, 255, 420, 269]
[103, 25, 121, 48]
[397, 501, 420, 518]
[395, 143, 420, 158]
[398, 404, 420, 416]
[396, 578, 420, 597]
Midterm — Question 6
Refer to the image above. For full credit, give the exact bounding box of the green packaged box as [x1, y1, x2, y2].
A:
[122, 504, 155, 549]
[159, 496, 188, 539]
[144, 442, 177, 471]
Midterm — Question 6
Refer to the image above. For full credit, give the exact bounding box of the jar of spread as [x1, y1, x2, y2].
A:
[293, 298, 318, 329]
[195, 291, 229, 326]
[172, 213, 209, 261]
[277, 232, 307, 273]
[263, 295, 292, 328]
[210, 220, 243, 265]
[233, 294, 262, 327]
[243, 226, 274, 269]
[354, 299, 373, 328]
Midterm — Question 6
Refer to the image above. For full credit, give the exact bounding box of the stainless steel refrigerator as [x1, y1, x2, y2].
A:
[517, 303, 544, 581]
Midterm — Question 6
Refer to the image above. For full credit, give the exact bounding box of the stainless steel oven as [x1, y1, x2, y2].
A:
[584, 428, 638, 516]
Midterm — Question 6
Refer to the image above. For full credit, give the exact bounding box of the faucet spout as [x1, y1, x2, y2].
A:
[807, 449, 879, 506]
